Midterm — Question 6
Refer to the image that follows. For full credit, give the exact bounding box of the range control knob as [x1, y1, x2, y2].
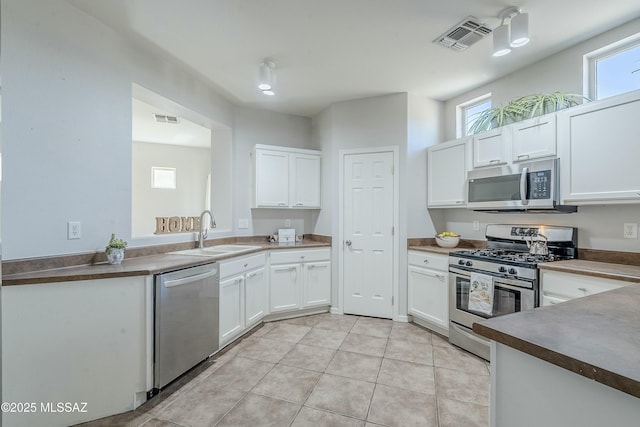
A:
[458, 259, 465, 265]
[499, 266, 507, 273]
[508, 268, 517, 275]
[465, 261, 473, 267]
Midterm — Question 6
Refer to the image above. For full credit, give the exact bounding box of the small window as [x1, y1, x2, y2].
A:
[457, 94, 492, 137]
[585, 34, 640, 100]
[151, 167, 177, 189]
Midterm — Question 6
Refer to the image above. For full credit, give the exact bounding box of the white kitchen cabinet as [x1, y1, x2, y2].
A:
[511, 114, 557, 162]
[540, 269, 627, 305]
[219, 253, 268, 346]
[407, 251, 449, 336]
[472, 127, 510, 168]
[270, 248, 331, 313]
[427, 138, 471, 208]
[558, 90, 640, 204]
[253, 144, 321, 209]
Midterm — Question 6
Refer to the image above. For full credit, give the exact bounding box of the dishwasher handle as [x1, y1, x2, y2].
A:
[164, 269, 218, 288]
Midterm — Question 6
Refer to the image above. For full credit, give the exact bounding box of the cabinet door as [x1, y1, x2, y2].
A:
[558, 92, 640, 204]
[427, 138, 470, 207]
[511, 115, 557, 162]
[270, 263, 301, 312]
[245, 267, 268, 327]
[472, 127, 510, 168]
[303, 261, 331, 307]
[219, 275, 244, 346]
[255, 149, 289, 207]
[407, 265, 448, 329]
[290, 154, 321, 208]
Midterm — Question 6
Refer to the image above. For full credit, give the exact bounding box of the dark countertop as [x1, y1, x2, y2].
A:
[539, 259, 640, 283]
[3, 240, 330, 286]
[474, 285, 640, 398]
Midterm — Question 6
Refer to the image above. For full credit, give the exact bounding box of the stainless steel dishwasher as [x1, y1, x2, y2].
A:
[154, 262, 219, 391]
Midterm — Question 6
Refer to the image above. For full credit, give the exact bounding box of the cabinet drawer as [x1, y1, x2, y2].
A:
[541, 270, 627, 300]
[408, 251, 448, 271]
[220, 253, 266, 278]
[271, 248, 330, 264]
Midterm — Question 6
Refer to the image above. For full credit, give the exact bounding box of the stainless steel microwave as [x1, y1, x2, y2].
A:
[466, 159, 576, 213]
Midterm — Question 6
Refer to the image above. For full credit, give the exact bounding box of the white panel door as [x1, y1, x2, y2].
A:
[343, 152, 394, 318]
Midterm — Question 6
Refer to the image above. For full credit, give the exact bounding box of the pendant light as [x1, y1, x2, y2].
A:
[492, 7, 530, 57]
[258, 60, 275, 95]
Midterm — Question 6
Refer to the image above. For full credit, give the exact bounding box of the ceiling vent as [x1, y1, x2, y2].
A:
[153, 113, 179, 124]
[433, 16, 492, 51]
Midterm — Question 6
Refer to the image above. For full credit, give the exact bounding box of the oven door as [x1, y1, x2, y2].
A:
[449, 266, 535, 327]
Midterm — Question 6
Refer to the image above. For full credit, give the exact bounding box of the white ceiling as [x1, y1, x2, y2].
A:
[71, 0, 640, 117]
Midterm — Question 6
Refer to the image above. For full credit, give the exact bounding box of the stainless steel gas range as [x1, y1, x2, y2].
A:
[448, 224, 577, 360]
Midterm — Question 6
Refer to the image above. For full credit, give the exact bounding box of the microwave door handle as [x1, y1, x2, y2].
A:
[520, 167, 529, 205]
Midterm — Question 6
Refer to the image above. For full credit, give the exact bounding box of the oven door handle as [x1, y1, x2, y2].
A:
[494, 280, 534, 291]
[520, 167, 529, 206]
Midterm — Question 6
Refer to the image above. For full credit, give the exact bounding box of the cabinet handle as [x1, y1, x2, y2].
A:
[278, 202, 287, 206]
[455, 200, 463, 204]
[301, 256, 305, 259]
[578, 287, 587, 292]
[236, 278, 243, 284]
[423, 259, 429, 264]
[296, 203, 304, 206]
[244, 263, 248, 268]
[289, 266, 296, 271]
[308, 264, 328, 269]
[436, 274, 445, 281]
[489, 159, 500, 164]
[247, 272, 257, 279]
[517, 154, 530, 160]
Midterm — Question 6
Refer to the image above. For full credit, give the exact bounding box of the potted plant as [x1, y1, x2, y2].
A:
[468, 92, 589, 134]
[105, 233, 127, 265]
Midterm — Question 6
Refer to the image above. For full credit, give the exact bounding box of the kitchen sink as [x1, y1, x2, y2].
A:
[168, 244, 261, 258]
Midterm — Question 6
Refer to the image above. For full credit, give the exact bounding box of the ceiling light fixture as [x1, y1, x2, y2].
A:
[492, 6, 530, 57]
[258, 60, 275, 95]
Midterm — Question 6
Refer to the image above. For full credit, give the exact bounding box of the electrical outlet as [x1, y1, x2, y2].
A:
[67, 221, 81, 240]
[623, 223, 638, 239]
[285, 219, 291, 227]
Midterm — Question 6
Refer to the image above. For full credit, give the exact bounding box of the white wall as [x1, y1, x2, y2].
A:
[232, 105, 315, 237]
[439, 17, 640, 253]
[132, 142, 211, 237]
[1, 0, 236, 259]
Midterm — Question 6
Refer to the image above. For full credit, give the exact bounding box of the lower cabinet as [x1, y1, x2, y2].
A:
[540, 269, 627, 306]
[219, 253, 268, 347]
[407, 251, 449, 336]
[270, 248, 331, 313]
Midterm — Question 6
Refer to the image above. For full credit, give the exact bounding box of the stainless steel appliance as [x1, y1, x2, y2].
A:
[467, 158, 577, 213]
[154, 263, 219, 391]
[449, 224, 577, 360]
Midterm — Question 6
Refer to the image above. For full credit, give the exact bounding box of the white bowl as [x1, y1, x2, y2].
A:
[435, 235, 460, 248]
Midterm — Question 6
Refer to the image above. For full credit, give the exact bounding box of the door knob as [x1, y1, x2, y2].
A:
[345, 240, 352, 246]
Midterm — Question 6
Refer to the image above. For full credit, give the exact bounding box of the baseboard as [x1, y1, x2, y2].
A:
[263, 306, 330, 322]
[396, 314, 410, 323]
[330, 306, 342, 315]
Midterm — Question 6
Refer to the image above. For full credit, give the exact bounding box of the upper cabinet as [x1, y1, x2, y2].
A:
[427, 138, 471, 208]
[558, 90, 640, 204]
[253, 145, 321, 209]
[511, 115, 557, 162]
[472, 127, 510, 168]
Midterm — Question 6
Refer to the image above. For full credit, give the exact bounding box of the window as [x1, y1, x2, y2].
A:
[457, 94, 492, 137]
[151, 167, 177, 189]
[585, 34, 640, 100]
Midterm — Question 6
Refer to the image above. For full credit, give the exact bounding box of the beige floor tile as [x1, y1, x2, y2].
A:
[279, 314, 324, 327]
[389, 323, 432, 344]
[367, 384, 438, 427]
[350, 317, 393, 338]
[252, 364, 321, 404]
[433, 346, 489, 375]
[340, 333, 388, 357]
[206, 356, 274, 391]
[299, 326, 348, 349]
[437, 397, 489, 427]
[325, 350, 382, 382]
[140, 419, 183, 427]
[238, 337, 295, 363]
[305, 374, 375, 420]
[279, 343, 336, 372]
[377, 358, 435, 394]
[251, 321, 278, 337]
[435, 367, 489, 406]
[384, 338, 434, 365]
[292, 407, 365, 427]
[155, 382, 244, 427]
[314, 314, 359, 332]
[216, 393, 300, 427]
[431, 332, 451, 348]
[262, 323, 313, 343]
[75, 411, 152, 427]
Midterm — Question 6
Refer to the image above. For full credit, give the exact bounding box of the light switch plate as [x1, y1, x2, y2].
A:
[238, 218, 249, 229]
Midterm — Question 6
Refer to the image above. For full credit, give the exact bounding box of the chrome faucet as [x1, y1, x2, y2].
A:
[198, 210, 217, 248]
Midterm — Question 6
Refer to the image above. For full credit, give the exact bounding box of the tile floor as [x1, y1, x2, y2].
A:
[79, 314, 489, 427]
